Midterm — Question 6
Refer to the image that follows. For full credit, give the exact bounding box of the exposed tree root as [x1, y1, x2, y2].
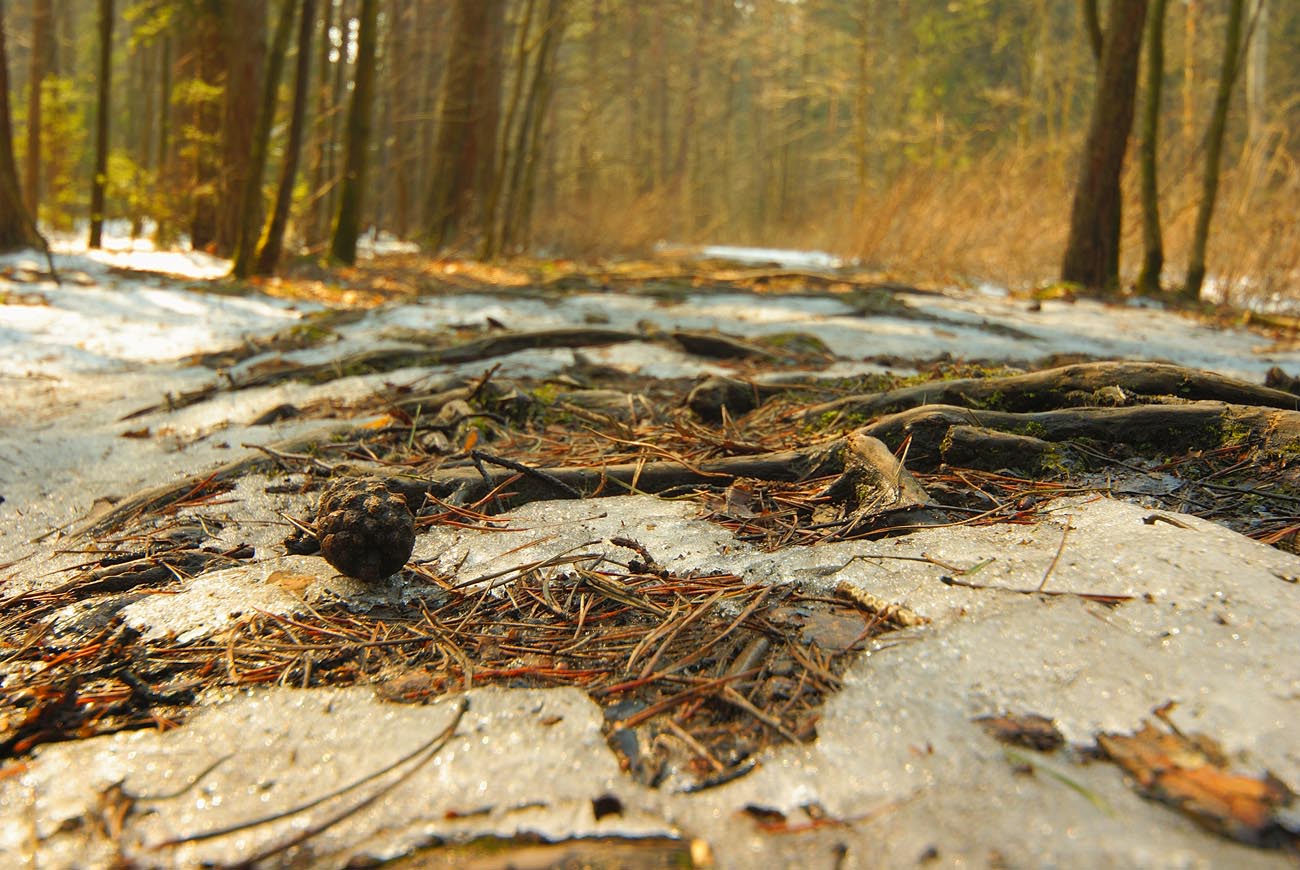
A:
[124, 327, 645, 418]
[804, 361, 1299, 425]
[79, 360, 1300, 543]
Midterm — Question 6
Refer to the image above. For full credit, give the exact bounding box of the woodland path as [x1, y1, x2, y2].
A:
[1, 252, 1298, 867]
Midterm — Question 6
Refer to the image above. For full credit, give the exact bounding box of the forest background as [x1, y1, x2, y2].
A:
[0, 0, 1296, 306]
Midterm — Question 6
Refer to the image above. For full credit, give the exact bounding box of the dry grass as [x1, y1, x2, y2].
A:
[536, 139, 1300, 305]
[842, 148, 1076, 290]
[845, 137, 1300, 300]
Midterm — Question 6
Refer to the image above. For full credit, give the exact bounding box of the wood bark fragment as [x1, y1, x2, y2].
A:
[821, 433, 941, 533]
[834, 581, 929, 628]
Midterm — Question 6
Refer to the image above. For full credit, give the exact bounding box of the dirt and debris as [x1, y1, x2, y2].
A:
[1099, 706, 1299, 850]
[3, 251, 1300, 868]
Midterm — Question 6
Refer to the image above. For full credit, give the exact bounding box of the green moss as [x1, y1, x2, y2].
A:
[1219, 418, 1254, 447]
[759, 331, 833, 356]
[530, 383, 561, 406]
[1021, 421, 1047, 438]
[1036, 443, 1076, 476]
[284, 320, 338, 343]
[809, 408, 871, 434]
[1032, 281, 1083, 300]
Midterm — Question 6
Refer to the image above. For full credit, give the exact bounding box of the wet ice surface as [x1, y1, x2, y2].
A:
[3, 495, 1297, 868]
[3, 244, 1300, 867]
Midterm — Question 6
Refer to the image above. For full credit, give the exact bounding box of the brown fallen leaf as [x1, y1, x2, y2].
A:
[267, 569, 318, 595]
[975, 712, 1065, 752]
[1098, 717, 1298, 849]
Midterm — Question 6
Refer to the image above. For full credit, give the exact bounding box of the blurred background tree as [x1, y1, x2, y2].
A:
[0, 0, 1294, 302]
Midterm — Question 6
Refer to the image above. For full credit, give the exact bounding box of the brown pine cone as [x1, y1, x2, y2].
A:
[315, 477, 415, 581]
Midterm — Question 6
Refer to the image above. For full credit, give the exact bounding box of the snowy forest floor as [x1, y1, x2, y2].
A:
[1, 242, 1298, 868]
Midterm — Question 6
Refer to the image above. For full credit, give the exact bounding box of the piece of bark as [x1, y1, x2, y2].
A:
[1099, 720, 1298, 848]
[687, 376, 763, 421]
[670, 330, 779, 360]
[821, 433, 941, 533]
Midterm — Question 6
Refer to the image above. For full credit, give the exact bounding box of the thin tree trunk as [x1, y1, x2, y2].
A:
[0, 0, 42, 251]
[215, 0, 266, 257]
[1243, 0, 1268, 190]
[305, 0, 335, 247]
[853, 5, 871, 197]
[255, 0, 316, 275]
[232, 0, 296, 277]
[1136, 0, 1168, 295]
[1060, 0, 1149, 292]
[651, 13, 669, 189]
[1244, 0, 1267, 146]
[188, 6, 223, 251]
[479, 0, 536, 259]
[329, 0, 378, 264]
[1181, 0, 1197, 153]
[23, 0, 52, 216]
[1081, 0, 1103, 61]
[127, 40, 143, 238]
[502, 0, 565, 252]
[88, 0, 114, 249]
[626, 4, 646, 194]
[155, 35, 174, 244]
[1183, 0, 1246, 300]
[424, 0, 506, 250]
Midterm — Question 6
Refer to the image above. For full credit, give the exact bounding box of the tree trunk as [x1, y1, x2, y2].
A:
[1181, 0, 1197, 153]
[1060, 0, 1149, 292]
[215, 0, 267, 258]
[23, 0, 52, 216]
[1183, 0, 1246, 300]
[1242, 0, 1263, 188]
[305, 0, 336, 248]
[329, 0, 378, 265]
[154, 35, 174, 244]
[232, 0, 296, 278]
[1080, 0, 1103, 61]
[1135, 0, 1168, 295]
[88, 0, 114, 250]
[479, 0, 537, 260]
[255, 0, 316, 275]
[424, 0, 506, 250]
[0, 0, 41, 251]
[187, 5, 223, 251]
[501, 0, 566, 253]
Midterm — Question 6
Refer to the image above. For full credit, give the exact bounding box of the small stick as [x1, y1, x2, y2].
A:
[155, 697, 468, 852]
[721, 685, 800, 742]
[1037, 520, 1072, 592]
[470, 449, 583, 499]
[940, 575, 1131, 605]
[662, 718, 726, 773]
